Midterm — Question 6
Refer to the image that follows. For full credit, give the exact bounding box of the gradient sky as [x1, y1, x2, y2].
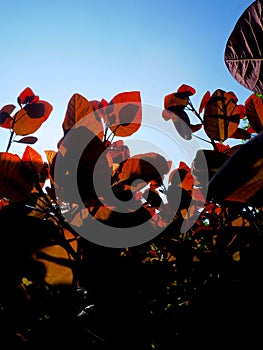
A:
[0, 0, 255, 165]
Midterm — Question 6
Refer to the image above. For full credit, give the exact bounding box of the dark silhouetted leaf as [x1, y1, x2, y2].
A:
[190, 124, 202, 133]
[142, 188, 163, 208]
[0, 104, 16, 115]
[14, 136, 38, 144]
[224, 0, 263, 93]
[0, 111, 12, 129]
[230, 128, 251, 140]
[209, 130, 263, 205]
[192, 149, 229, 186]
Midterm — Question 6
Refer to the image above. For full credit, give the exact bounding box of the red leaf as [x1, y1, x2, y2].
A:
[199, 91, 211, 113]
[190, 124, 202, 133]
[106, 91, 142, 137]
[115, 152, 169, 189]
[0, 152, 33, 201]
[245, 94, 263, 133]
[214, 142, 230, 152]
[247, 126, 257, 134]
[177, 84, 196, 96]
[164, 92, 188, 110]
[17, 87, 39, 106]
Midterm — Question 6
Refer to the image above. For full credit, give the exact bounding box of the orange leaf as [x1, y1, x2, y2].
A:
[62, 93, 104, 140]
[203, 89, 240, 142]
[44, 150, 57, 167]
[12, 100, 53, 135]
[22, 146, 44, 173]
[106, 91, 142, 137]
[34, 228, 77, 285]
[0, 152, 33, 201]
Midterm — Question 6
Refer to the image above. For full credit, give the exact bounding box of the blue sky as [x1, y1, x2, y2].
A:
[0, 0, 254, 165]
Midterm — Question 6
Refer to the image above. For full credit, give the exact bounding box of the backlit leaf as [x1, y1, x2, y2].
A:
[203, 89, 241, 141]
[34, 228, 77, 285]
[12, 100, 53, 135]
[62, 93, 104, 140]
[44, 150, 57, 167]
[245, 93, 263, 132]
[199, 91, 211, 113]
[106, 91, 142, 137]
[22, 146, 43, 173]
[0, 152, 33, 201]
[164, 92, 188, 110]
[177, 84, 196, 96]
[224, 0, 263, 93]
[115, 152, 170, 187]
[17, 87, 39, 106]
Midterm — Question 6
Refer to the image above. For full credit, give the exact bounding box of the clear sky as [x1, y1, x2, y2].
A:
[0, 0, 255, 165]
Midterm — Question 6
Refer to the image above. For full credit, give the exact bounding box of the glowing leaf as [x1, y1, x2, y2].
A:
[203, 89, 241, 141]
[17, 87, 39, 106]
[22, 146, 44, 173]
[106, 91, 142, 137]
[62, 93, 104, 139]
[44, 150, 57, 167]
[245, 93, 263, 132]
[0, 152, 33, 201]
[115, 152, 170, 187]
[34, 228, 77, 285]
[12, 100, 53, 135]
[199, 91, 211, 113]
[177, 84, 196, 96]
